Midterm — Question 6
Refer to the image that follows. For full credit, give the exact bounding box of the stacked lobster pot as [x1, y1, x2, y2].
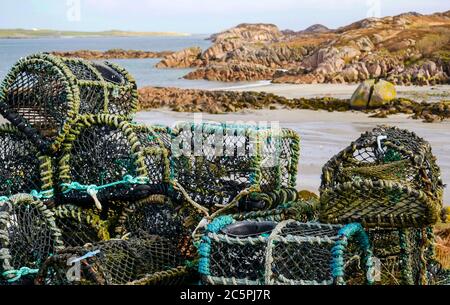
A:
[319, 126, 447, 285]
[0, 53, 188, 285]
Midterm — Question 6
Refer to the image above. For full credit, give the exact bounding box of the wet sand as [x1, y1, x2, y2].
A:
[226, 83, 450, 102]
[136, 109, 450, 205]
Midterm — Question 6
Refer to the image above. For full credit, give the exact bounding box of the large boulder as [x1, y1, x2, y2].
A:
[155, 47, 203, 68]
[369, 80, 397, 107]
[350, 79, 396, 109]
[350, 79, 375, 109]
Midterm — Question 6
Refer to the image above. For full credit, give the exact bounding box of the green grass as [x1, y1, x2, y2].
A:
[0, 28, 190, 39]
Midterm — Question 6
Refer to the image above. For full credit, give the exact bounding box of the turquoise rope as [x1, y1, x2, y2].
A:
[198, 216, 234, 276]
[61, 175, 149, 194]
[2, 267, 39, 282]
[330, 223, 373, 285]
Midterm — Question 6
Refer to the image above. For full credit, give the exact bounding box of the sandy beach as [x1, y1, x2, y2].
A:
[136, 108, 450, 205]
[225, 83, 450, 102]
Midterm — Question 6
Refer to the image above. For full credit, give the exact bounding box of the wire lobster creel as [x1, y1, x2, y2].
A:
[57, 114, 151, 210]
[53, 204, 111, 248]
[36, 233, 193, 285]
[170, 121, 300, 210]
[0, 194, 64, 285]
[198, 216, 374, 285]
[320, 125, 444, 228]
[114, 194, 196, 260]
[0, 53, 138, 153]
[0, 123, 53, 200]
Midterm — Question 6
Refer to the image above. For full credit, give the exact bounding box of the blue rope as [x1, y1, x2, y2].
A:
[2, 267, 39, 282]
[61, 175, 149, 194]
[198, 216, 235, 276]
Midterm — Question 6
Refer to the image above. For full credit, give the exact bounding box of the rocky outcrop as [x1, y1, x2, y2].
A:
[208, 23, 283, 43]
[183, 63, 276, 81]
[138, 87, 449, 122]
[154, 10, 450, 85]
[51, 49, 173, 59]
[155, 47, 203, 68]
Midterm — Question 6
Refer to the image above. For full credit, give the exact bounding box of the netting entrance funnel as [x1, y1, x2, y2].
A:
[198, 217, 374, 285]
[319, 126, 444, 228]
[0, 53, 138, 153]
[170, 122, 300, 210]
[58, 114, 150, 209]
[36, 233, 192, 285]
[0, 123, 53, 199]
[0, 194, 64, 285]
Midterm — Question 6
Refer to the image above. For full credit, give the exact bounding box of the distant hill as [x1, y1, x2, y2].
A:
[0, 28, 190, 39]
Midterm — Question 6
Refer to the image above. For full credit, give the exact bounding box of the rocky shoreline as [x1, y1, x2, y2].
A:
[154, 11, 450, 85]
[50, 49, 174, 60]
[137, 87, 450, 123]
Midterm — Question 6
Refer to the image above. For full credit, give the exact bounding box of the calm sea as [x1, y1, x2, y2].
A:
[0, 35, 262, 89]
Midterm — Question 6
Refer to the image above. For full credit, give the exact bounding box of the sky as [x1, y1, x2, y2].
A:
[0, 0, 448, 34]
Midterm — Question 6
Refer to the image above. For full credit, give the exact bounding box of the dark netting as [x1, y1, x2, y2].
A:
[0, 123, 53, 198]
[170, 122, 300, 210]
[320, 125, 444, 228]
[367, 227, 433, 285]
[0, 194, 63, 285]
[198, 217, 373, 285]
[36, 233, 191, 285]
[58, 114, 151, 209]
[131, 124, 171, 194]
[114, 195, 196, 260]
[0, 53, 138, 153]
[53, 204, 110, 248]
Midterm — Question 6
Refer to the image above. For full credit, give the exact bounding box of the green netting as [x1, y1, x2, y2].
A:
[0, 53, 138, 153]
[320, 125, 444, 228]
[53, 204, 110, 248]
[131, 124, 171, 194]
[58, 114, 150, 209]
[0, 194, 63, 285]
[198, 216, 374, 285]
[0, 123, 53, 199]
[36, 233, 192, 285]
[114, 195, 196, 259]
[170, 122, 300, 211]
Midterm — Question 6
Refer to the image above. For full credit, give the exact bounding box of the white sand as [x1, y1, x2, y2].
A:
[136, 109, 450, 205]
[225, 83, 450, 102]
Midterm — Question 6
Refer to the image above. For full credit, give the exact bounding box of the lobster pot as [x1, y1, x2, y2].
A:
[132, 124, 171, 193]
[58, 114, 151, 208]
[198, 217, 374, 285]
[36, 233, 192, 285]
[115, 195, 196, 259]
[0, 53, 138, 153]
[171, 122, 300, 209]
[368, 227, 436, 285]
[0, 124, 53, 199]
[0, 194, 64, 285]
[53, 205, 110, 248]
[320, 126, 444, 228]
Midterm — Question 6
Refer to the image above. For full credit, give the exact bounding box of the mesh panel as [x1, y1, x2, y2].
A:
[200, 219, 371, 285]
[58, 115, 149, 207]
[115, 195, 195, 260]
[0, 194, 63, 285]
[53, 205, 110, 248]
[171, 122, 299, 208]
[36, 234, 189, 285]
[0, 124, 52, 197]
